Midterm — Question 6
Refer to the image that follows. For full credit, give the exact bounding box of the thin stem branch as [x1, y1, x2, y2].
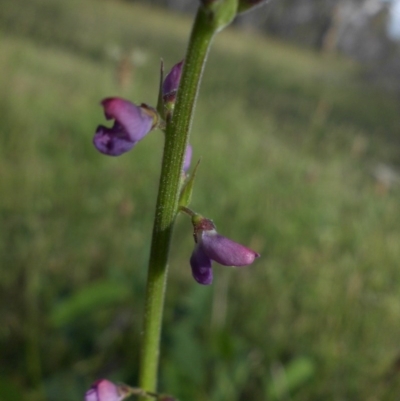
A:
[179, 206, 196, 217]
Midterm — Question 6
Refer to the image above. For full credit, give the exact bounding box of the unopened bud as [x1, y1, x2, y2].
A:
[162, 60, 183, 117]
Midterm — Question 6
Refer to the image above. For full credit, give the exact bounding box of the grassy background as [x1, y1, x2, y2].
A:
[1, 0, 400, 400]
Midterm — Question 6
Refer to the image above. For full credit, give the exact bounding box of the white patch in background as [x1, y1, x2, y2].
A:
[387, 0, 400, 39]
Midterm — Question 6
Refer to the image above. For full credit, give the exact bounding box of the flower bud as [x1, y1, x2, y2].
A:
[85, 379, 130, 401]
[162, 60, 183, 116]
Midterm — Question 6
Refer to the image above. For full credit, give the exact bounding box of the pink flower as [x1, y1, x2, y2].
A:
[190, 217, 260, 285]
[85, 379, 130, 401]
[93, 98, 158, 156]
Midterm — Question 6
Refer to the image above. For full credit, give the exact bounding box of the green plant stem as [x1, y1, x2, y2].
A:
[138, 7, 216, 396]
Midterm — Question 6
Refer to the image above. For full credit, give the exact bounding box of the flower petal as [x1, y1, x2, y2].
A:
[200, 230, 260, 266]
[85, 388, 99, 401]
[101, 98, 153, 142]
[93, 124, 136, 156]
[190, 244, 213, 285]
[93, 98, 154, 156]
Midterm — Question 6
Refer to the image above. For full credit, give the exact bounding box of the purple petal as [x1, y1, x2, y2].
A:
[200, 230, 260, 266]
[162, 60, 183, 97]
[85, 388, 99, 401]
[93, 98, 154, 156]
[93, 124, 136, 156]
[102, 98, 153, 142]
[85, 380, 124, 401]
[183, 144, 192, 172]
[190, 244, 213, 285]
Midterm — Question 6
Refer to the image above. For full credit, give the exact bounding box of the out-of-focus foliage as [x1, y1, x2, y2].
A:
[139, 0, 400, 93]
[1, 0, 400, 400]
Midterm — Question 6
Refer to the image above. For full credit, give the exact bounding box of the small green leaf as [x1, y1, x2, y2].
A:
[179, 159, 201, 209]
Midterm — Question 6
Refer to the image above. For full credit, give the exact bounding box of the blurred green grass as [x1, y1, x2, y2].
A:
[1, 0, 400, 400]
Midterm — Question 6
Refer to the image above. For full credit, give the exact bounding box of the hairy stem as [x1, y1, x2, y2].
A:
[138, 7, 216, 396]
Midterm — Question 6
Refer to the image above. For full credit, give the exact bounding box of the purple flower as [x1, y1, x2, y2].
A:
[93, 97, 158, 156]
[85, 379, 130, 401]
[190, 217, 260, 285]
[162, 60, 183, 105]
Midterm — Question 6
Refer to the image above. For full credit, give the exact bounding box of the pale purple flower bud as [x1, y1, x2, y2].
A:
[93, 98, 158, 156]
[190, 217, 260, 285]
[162, 60, 183, 105]
[162, 61, 184, 119]
[183, 144, 192, 173]
[85, 379, 130, 401]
